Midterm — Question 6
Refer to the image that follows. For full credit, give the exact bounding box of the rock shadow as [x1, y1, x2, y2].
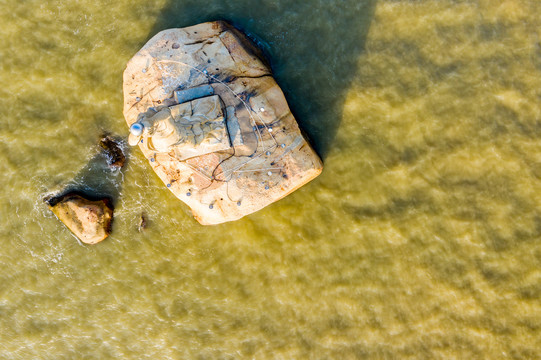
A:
[45, 135, 128, 207]
[147, 0, 378, 159]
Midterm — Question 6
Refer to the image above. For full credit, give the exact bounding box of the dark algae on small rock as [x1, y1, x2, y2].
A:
[99, 134, 126, 169]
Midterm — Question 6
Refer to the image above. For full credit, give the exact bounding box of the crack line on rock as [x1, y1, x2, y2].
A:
[156, 59, 279, 149]
[151, 58, 282, 186]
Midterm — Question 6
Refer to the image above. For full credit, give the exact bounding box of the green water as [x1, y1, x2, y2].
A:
[1, 0, 541, 358]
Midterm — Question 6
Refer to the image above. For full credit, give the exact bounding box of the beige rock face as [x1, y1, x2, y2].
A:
[47, 193, 113, 244]
[123, 21, 323, 224]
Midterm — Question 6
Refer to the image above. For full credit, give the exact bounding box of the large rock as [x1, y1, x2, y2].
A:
[46, 193, 113, 244]
[123, 21, 323, 224]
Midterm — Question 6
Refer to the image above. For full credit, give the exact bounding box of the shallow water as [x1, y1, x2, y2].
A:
[1, 0, 541, 358]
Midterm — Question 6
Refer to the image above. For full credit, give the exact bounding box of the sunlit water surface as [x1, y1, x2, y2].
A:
[1, 0, 541, 358]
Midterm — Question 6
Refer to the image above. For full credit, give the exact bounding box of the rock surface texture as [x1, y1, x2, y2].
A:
[123, 21, 323, 224]
[46, 193, 114, 244]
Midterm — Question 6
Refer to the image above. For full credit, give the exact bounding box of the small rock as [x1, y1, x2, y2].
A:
[46, 192, 114, 244]
[99, 135, 125, 169]
[138, 212, 147, 232]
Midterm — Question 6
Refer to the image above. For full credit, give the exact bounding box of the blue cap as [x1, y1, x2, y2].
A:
[130, 122, 144, 136]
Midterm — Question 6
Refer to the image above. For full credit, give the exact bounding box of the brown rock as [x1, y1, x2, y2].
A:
[138, 212, 147, 232]
[123, 21, 323, 224]
[99, 135, 125, 169]
[46, 193, 113, 244]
